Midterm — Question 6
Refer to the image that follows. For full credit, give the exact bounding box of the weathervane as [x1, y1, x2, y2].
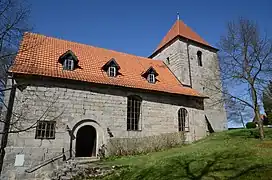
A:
[177, 12, 180, 20]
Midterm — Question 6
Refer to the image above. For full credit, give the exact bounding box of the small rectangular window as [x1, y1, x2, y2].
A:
[166, 57, 170, 64]
[108, 67, 116, 77]
[35, 121, 56, 139]
[63, 59, 74, 70]
[147, 74, 155, 83]
[197, 51, 202, 67]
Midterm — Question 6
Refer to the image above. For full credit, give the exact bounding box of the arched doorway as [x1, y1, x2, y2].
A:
[75, 125, 96, 157]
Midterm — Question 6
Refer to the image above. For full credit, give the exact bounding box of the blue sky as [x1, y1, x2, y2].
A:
[28, 0, 271, 128]
[28, 0, 272, 57]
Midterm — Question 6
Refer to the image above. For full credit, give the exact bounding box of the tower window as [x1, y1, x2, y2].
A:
[108, 66, 117, 77]
[166, 57, 170, 64]
[147, 73, 155, 83]
[63, 58, 74, 70]
[197, 51, 202, 67]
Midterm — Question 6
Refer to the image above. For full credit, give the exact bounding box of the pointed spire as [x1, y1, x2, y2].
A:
[152, 19, 212, 54]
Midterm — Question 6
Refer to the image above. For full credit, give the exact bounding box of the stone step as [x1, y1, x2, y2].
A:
[60, 176, 73, 180]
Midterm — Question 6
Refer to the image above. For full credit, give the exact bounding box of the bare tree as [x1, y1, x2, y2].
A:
[0, 0, 32, 172]
[0, 0, 62, 174]
[0, 0, 31, 99]
[217, 18, 272, 139]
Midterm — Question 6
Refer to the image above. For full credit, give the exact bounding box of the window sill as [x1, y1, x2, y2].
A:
[35, 138, 56, 140]
[127, 130, 142, 132]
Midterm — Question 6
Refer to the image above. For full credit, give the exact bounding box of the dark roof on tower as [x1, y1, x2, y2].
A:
[10, 32, 206, 98]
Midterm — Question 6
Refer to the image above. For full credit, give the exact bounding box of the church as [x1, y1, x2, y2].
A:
[1, 19, 227, 179]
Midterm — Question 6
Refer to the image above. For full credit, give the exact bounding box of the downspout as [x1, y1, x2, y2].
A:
[186, 40, 192, 88]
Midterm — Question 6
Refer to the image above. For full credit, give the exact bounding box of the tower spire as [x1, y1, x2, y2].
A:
[177, 12, 179, 20]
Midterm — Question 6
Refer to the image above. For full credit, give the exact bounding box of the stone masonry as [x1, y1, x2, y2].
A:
[151, 38, 228, 131]
[1, 76, 206, 179]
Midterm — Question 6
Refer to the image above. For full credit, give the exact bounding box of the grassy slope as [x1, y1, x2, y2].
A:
[100, 129, 272, 180]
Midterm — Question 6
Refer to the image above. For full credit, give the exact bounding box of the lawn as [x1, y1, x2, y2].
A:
[98, 128, 272, 180]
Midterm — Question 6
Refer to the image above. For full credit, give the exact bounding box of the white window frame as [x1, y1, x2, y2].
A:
[147, 73, 155, 83]
[64, 59, 74, 70]
[108, 66, 116, 77]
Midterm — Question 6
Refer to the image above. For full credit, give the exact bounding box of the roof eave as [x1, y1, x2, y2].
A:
[11, 71, 207, 99]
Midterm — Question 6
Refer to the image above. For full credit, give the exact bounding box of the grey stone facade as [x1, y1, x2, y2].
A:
[151, 38, 228, 131]
[1, 76, 206, 179]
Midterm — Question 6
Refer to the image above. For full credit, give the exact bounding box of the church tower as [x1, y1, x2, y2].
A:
[150, 19, 227, 131]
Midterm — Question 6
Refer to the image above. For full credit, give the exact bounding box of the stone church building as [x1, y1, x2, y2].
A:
[1, 19, 227, 179]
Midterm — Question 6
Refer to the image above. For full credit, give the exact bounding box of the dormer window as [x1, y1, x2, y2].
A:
[142, 66, 158, 84]
[108, 66, 116, 77]
[102, 58, 120, 77]
[58, 50, 78, 71]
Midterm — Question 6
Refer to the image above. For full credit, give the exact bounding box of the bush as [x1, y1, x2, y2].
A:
[246, 122, 256, 129]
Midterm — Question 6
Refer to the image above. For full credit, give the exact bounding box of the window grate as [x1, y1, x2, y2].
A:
[35, 121, 56, 139]
[178, 108, 189, 132]
[127, 96, 142, 131]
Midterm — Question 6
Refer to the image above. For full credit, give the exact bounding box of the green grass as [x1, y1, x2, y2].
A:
[97, 128, 272, 180]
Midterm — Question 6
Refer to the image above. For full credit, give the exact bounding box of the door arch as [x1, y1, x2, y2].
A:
[75, 125, 96, 157]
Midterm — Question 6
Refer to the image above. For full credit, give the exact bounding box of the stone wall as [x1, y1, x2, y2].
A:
[1, 76, 207, 179]
[152, 39, 228, 131]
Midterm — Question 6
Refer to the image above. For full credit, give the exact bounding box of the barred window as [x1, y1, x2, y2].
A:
[35, 121, 56, 139]
[178, 108, 189, 132]
[127, 95, 142, 131]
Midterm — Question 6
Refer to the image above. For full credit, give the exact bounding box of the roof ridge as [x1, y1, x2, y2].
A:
[26, 32, 163, 63]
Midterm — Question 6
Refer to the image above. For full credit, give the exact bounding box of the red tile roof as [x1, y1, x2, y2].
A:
[10, 32, 205, 98]
[154, 20, 213, 53]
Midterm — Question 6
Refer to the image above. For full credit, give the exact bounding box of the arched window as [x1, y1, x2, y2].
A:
[178, 108, 189, 132]
[197, 51, 202, 67]
[127, 95, 142, 131]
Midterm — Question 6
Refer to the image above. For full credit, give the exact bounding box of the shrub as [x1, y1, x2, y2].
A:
[246, 122, 256, 129]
